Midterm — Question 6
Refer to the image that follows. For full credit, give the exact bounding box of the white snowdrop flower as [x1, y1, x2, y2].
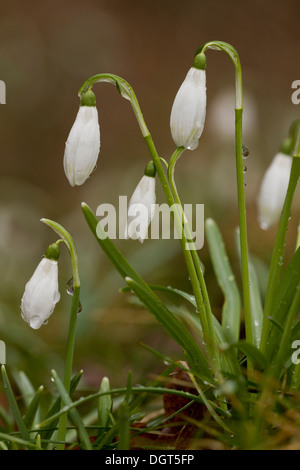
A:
[64, 90, 100, 187]
[125, 162, 156, 243]
[170, 53, 207, 150]
[257, 152, 292, 230]
[21, 244, 60, 330]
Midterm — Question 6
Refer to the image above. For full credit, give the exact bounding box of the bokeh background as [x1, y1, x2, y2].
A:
[0, 0, 299, 393]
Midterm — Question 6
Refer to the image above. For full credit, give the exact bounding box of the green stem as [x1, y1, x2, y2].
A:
[40, 219, 81, 449]
[144, 135, 216, 365]
[197, 41, 252, 344]
[57, 285, 80, 449]
[78, 73, 149, 138]
[235, 108, 252, 344]
[167, 147, 218, 362]
[260, 155, 300, 354]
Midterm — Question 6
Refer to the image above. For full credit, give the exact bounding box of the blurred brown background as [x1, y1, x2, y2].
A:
[0, 0, 299, 389]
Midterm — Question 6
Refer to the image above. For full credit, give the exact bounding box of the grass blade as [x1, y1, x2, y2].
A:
[38, 369, 83, 445]
[206, 219, 241, 344]
[81, 202, 212, 380]
[235, 228, 264, 347]
[23, 385, 44, 430]
[51, 369, 92, 450]
[125, 276, 211, 379]
[1, 365, 30, 442]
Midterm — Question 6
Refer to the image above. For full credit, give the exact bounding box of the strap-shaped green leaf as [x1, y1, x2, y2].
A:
[1, 365, 30, 442]
[50, 369, 93, 450]
[81, 202, 211, 380]
[23, 385, 44, 430]
[205, 219, 241, 344]
[38, 370, 83, 446]
[235, 228, 264, 348]
[265, 245, 300, 362]
[230, 341, 268, 371]
[125, 276, 211, 379]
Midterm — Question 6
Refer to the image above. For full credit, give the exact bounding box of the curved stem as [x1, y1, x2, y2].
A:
[196, 41, 243, 109]
[197, 41, 252, 345]
[41, 219, 80, 288]
[78, 73, 149, 138]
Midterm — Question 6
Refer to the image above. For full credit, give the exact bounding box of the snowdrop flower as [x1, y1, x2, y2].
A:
[64, 90, 100, 186]
[170, 53, 207, 150]
[21, 244, 61, 329]
[257, 152, 292, 230]
[125, 162, 156, 243]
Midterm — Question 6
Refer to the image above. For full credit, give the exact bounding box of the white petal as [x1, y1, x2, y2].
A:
[21, 258, 60, 329]
[257, 152, 292, 230]
[64, 106, 100, 186]
[170, 68, 206, 150]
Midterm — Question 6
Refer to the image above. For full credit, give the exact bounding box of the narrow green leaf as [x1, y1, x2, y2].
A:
[117, 402, 130, 450]
[125, 371, 133, 404]
[265, 246, 300, 361]
[23, 385, 44, 430]
[206, 219, 241, 344]
[51, 370, 92, 450]
[12, 371, 36, 409]
[235, 228, 264, 348]
[0, 432, 37, 449]
[125, 276, 211, 379]
[273, 285, 300, 375]
[81, 202, 211, 380]
[233, 341, 268, 370]
[1, 366, 30, 442]
[38, 369, 83, 444]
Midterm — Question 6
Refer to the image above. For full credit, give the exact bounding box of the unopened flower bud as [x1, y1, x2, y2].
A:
[21, 245, 61, 329]
[64, 90, 100, 187]
[170, 54, 207, 150]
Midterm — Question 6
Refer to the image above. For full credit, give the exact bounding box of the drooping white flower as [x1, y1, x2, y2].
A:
[64, 91, 100, 187]
[257, 152, 292, 230]
[125, 167, 156, 243]
[170, 54, 207, 150]
[21, 247, 60, 329]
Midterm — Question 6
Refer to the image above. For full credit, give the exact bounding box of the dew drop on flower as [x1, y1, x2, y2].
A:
[243, 164, 247, 173]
